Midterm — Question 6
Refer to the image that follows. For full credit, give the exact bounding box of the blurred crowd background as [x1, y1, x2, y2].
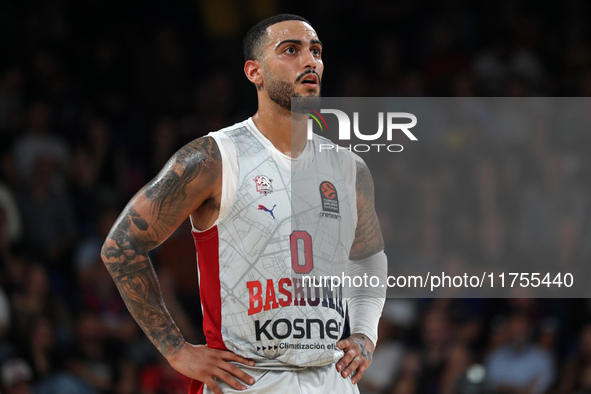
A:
[1, 0, 591, 393]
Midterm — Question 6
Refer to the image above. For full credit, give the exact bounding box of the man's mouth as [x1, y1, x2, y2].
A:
[300, 74, 319, 86]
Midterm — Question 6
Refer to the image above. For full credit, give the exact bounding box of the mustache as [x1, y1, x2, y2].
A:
[295, 69, 320, 83]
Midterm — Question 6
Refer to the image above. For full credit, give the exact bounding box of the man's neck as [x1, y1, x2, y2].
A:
[251, 104, 308, 158]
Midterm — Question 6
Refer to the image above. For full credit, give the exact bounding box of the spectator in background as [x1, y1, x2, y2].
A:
[1, 358, 34, 394]
[474, 157, 500, 219]
[22, 316, 64, 381]
[485, 312, 555, 393]
[358, 299, 416, 394]
[12, 101, 69, 189]
[71, 118, 127, 230]
[478, 214, 509, 271]
[557, 324, 591, 393]
[76, 209, 156, 391]
[388, 351, 421, 394]
[0, 284, 13, 363]
[553, 217, 585, 276]
[74, 206, 130, 331]
[389, 374, 418, 394]
[10, 263, 72, 349]
[156, 267, 199, 344]
[67, 311, 116, 393]
[474, 27, 544, 96]
[517, 152, 587, 261]
[75, 250, 136, 346]
[440, 343, 472, 394]
[0, 204, 19, 289]
[417, 307, 454, 393]
[74, 207, 120, 286]
[572, 364, 591, 394]
[0, 181, 22, 245]
[17, 155, 76, 268]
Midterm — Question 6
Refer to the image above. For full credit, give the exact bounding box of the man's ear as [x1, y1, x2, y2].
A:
[244, 60, 263, 88]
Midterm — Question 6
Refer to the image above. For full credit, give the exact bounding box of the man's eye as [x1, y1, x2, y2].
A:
[312, 48, 322, 56]
[285, 47, 296, 54]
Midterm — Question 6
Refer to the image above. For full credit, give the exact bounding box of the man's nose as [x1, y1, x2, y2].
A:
[302, 49, 317, 70]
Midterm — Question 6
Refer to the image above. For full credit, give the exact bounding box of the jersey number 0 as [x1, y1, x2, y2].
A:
[290, 231, 314, 274]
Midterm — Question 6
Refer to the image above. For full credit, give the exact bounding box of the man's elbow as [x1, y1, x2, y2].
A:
[100, 237, 118, 265]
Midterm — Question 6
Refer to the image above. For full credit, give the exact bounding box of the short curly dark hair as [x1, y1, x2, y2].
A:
[243, 14, 311, 62]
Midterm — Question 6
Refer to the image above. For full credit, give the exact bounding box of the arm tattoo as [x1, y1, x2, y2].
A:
[351, 335, 373, 363]
[350, 160, 385, 260]
[101, 209, 185, 357]
[101, 137, 221, 358]
[145, 137, 220, 218]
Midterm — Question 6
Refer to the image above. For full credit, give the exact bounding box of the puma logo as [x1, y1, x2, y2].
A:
[258, 204, 276, 219]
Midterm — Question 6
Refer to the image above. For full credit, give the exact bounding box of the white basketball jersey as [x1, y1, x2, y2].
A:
[192, 118, 359, 369]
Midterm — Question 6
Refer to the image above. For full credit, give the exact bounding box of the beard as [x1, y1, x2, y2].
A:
[266, 76, 321, 113]
[267, 80, 299, 111]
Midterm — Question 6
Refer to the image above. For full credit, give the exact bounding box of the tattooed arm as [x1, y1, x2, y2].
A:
[349, 159, 385, 261]
[336, 158, 386, 385]
[101, 137, 255, 394]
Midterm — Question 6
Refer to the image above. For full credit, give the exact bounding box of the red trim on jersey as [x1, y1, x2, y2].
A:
[190, 225, 227, 394]
[188, 379, 204, 394]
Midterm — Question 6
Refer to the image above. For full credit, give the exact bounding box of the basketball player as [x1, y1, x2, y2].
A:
[101, 14, 387, 394]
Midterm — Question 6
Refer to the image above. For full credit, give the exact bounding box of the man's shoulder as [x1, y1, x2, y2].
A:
[209, 120, 250, 138]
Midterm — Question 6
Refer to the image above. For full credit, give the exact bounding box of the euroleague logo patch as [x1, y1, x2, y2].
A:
[319, 181, 341, 220]
[321, 182, 337, 199]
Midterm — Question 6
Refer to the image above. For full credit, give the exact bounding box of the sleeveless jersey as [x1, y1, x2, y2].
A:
[192, 118, 359, 369]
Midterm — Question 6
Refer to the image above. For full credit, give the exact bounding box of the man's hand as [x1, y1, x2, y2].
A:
[168, 343, 256, 394]
[335, 333, 375, 385]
